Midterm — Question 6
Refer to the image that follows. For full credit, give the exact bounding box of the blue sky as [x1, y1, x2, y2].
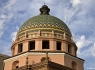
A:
[0, 0, 95, 70]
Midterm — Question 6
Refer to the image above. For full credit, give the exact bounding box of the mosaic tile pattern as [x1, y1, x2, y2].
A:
[18, 15, 72, 36]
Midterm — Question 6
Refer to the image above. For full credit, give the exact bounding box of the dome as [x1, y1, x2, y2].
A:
[17, 5, 72, 37]
[11, 4, 77, 58]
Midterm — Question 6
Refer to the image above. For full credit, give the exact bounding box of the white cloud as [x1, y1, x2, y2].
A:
[11, 26, 18, 41]
[76, 35, 89, 49]
[91, 43, 95, 56]
[0, 13, 13, 38]
[74, 35, 91, 56]
[0, 20, 4, 29]
[70, 0, 81, 7]
[0, 16, 5, 38]
[0, 0, 17, 38]
[54, 0, 81, 24]
[0, 14, 7, 19]
[11, 32, 17, 41]
[3, 0, 17, 11]
[73, 33, 95, 58]
[78, 47, 91, 58]
[63, 7, 79, 23]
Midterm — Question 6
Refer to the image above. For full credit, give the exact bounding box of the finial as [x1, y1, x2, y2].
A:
[46, 52, 49, 61]
[32, 60, 35, 65]
[26, 57, 28, 69]
[26, 57, 28, 65]
[39, 4, 50, 15]
[64, 33, 66, 39]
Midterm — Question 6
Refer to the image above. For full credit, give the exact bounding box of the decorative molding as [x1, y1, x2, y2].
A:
[18, 28, 71, 37]
[64, 53, 84, 63]
[4, 52, 84, 64]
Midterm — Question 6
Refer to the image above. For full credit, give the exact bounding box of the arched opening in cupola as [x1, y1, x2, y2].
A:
[18, 43, 23, 53]
[42, 40, 49, 49]
[56, 41, 61, 50]
[29, 41, 35, 50]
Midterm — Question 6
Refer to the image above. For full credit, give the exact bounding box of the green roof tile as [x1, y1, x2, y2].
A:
[18, 15, 72, 36]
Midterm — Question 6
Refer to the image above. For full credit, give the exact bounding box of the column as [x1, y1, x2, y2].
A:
[23, 42, 28, 52]
[62, 42, 68, 52]
[72, 46, 76, 56]
[35, 39, 42, 50]
[50, 39, 56, 50]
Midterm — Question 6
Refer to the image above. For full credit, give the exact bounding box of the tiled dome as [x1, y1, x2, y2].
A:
[17, 5, 72, 37]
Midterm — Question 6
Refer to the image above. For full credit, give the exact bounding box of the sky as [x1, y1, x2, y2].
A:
[0, 0, 95, 70]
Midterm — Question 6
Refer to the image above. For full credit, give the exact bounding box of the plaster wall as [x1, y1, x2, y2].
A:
[50, 40, 56, 50]
[23, 41, 28, 52]
[35, 40, 42, 50]
[72, 46, 76, 56]
[64, 55, 84, 70]
[4, 52, 84, 70]
[4, 53, 65, 70]
[62, 42, 68, 52]
[4, 61, 12, 70]
[14, 45, 18, 55]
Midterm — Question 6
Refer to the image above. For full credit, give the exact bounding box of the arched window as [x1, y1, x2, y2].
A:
[72, 61, 77, 70]
[56, 41, 61, 50]
[12, 61, 19, 69]
[29, 41, 35, 50]
[42, 40, 49, 49]
[18, 43, 23, 53]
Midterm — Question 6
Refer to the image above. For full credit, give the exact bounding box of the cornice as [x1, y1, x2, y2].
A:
[11, 37, 76, 50]
[64, 53, 84, 63]
[4, 51, 84, 63]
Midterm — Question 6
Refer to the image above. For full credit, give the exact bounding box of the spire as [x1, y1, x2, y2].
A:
[39, 4, 50, 15]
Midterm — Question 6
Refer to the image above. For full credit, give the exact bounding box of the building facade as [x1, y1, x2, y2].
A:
[0, 54, 10, 70]
[4, 5, 84, 70]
